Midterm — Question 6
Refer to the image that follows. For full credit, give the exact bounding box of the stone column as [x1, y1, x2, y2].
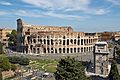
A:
[83, 39, 84, 45]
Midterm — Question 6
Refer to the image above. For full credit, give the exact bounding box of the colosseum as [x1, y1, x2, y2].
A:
[17, 18, 98, 54]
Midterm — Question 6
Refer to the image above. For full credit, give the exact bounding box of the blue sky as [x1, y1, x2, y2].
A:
[0, 0, 120, 32]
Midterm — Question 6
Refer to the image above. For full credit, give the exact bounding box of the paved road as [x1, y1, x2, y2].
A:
[5, 51, 94, 62]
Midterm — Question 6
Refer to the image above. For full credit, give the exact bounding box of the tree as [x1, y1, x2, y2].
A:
[19, 57, 29, 65]
[8, 56, 29, 65]
[8, 56, 20, 64]
[116, 48, 120, 57]
[8, 30, 17, 47]
[109, 60, 120, 80]
[108, 43, 113, 48]
[0, 55, 11, 71]
[0, 43, 3, 54]
[118, 39, 120, 45]
[0, 42, 5, 54]
[11, 64, 17, 71]
[55, 57, 88, 80]
[0, 68, 2, 80]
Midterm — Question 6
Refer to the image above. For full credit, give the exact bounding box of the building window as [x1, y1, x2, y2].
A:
[3, 39, 6, 41]
[47, 36, 49, 39]
[31, 39, 32, 43]
[67, 48, 69, 53]
[28, 29, 30, 31]
[44, 39, 46, 44]
[84, 39, 86, 45]
[47, 48, 50, 53]
[27, 36, 30, 43]
[47, 40, 50, 45]
[81, 39, 83, 45]
[63, 48, 65, 53]
[78, 40, 80, 45]
[25, 31, 30, 35]
[59, 39, 62, 44]
[33, 39, 36, 43]
[74, 39, 76, 44]
[38, 36, 39, 38]
[67, 39, 69, 45]
[59, 48, 62, 53]
[40, 39, 42, 43]
[63, 36, 65, 39]
[78, 48, 80, 53]
[70, 39, 73, 44]
[74, 48, 76, 53]
[37, 48, 40, 54]
[70, 48, 73, 53]
[44, 48, 46, 53]
[63, 40, 65, 45]
[87, 47, 88, 52]
[81, 47, 83, 52]
[51, 39, 53, 45]
[55, 49, 57, 53]
[84, 47, 86, 52]
[78, 36, 80, 38]
[89, 39, 90, 44]
[91, 39, 92, 43]
[30, 45, 33, 50]
[87, 39, 88, 44]
[51, 48, 54, 53]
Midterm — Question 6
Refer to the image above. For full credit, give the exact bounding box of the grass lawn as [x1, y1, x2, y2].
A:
[29, 59, 58, 73]
[44, 63, 57, 73]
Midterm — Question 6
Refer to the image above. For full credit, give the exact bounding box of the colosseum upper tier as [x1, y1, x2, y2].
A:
[17, 18, 98, 54]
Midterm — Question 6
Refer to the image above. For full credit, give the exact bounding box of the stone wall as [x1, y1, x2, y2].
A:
[17, 19, 98, 54]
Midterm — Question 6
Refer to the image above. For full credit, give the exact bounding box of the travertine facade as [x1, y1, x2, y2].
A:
[93, 42, 109, 75]
[17, 19, 98, 54]
[0, 28, 12, 46]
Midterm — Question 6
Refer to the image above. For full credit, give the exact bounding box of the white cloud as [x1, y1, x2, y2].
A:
[14, 10, 44, 17]
[84, 8, 110, 15]
[95, 9, 110, 15]
[43, 11, 87, 20]
[22, 0, 109, 15]
[22, 0, 90, 11]
[13, 9, 88, 20]
[0, 1, 12, 6]
[107, 0, 120, 6]
[0, 0, 111, 20]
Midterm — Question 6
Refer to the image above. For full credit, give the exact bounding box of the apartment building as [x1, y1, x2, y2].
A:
[0, 28, 12, 46]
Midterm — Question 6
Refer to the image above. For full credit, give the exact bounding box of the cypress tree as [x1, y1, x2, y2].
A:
[109, 60, 120, 80]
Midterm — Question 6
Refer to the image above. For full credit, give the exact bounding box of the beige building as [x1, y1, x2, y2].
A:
[0, 28, 12, 46]
[112, 32, 120, 41]
[93, 42, 109, 75]
[17, 19, 98, 54]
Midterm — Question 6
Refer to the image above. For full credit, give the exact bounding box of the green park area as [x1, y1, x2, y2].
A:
[29, 59, 58, 73]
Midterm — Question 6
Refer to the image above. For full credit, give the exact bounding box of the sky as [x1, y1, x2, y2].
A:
[0, 0, 120, 32]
